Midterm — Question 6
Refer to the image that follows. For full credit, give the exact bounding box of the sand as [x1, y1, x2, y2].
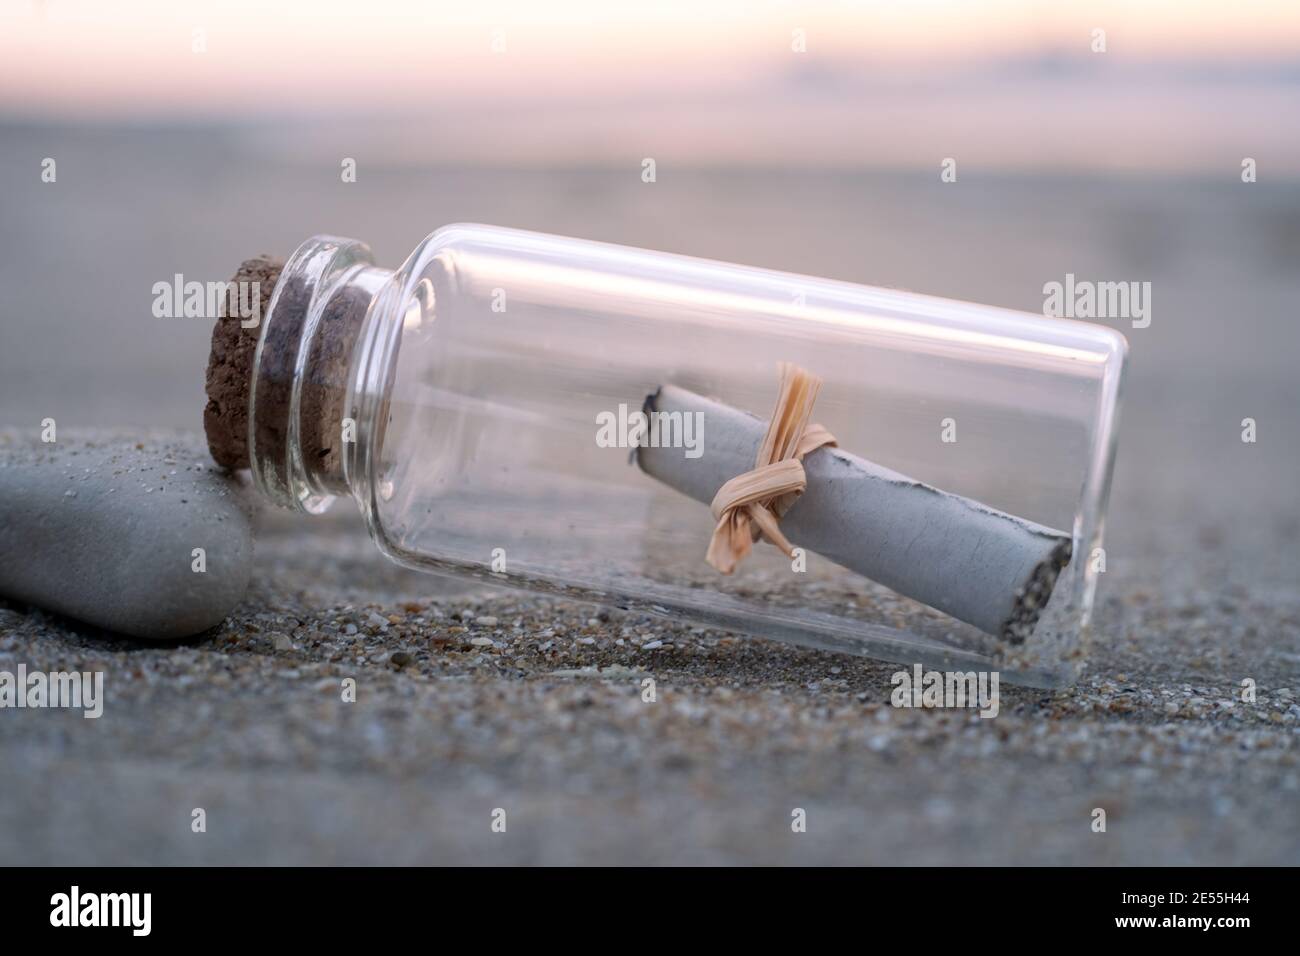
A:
[1, 140, 1297, 864]
[0, 434, 1296, 865]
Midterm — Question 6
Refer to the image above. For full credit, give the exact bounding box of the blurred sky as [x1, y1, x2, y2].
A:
[2, 0, 1299, 174]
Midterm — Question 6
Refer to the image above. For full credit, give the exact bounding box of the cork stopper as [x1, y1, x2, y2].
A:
[202, 240, 379, 511]
[203, 256, 284, 469]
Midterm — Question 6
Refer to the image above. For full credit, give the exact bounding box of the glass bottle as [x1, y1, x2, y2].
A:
[243, 225, 1126, 686]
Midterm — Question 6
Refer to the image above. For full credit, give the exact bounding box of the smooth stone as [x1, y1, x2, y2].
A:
[0, 433, 253, 639]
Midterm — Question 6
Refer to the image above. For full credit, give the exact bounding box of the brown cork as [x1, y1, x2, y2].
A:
[203, 254, 371, 496]
[203, 257, 284, 468]
[297, 281, 373, 492]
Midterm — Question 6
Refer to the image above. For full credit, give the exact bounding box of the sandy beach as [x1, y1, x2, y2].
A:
[1, 126, 1298, 864]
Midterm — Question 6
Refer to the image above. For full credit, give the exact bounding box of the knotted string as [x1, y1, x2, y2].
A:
[705, 363, 837, 574]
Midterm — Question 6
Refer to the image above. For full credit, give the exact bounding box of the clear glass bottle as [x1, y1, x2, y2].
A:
[246, 225, 1126, 686]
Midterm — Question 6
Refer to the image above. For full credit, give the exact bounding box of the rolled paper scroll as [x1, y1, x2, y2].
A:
[636, 385, 1073, 642]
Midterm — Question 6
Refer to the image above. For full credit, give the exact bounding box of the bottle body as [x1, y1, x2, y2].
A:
[250, 224, 1126, 686]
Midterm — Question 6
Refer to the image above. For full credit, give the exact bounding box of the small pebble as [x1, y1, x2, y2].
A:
[0, 437, 252, 639]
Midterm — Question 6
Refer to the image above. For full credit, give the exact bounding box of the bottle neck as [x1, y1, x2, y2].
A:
[248, 235, 395, 513]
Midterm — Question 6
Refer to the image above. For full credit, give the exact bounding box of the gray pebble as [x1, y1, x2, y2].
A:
[0, 435, 253, 639]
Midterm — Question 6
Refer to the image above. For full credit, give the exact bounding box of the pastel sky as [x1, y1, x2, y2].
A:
[3, 1, 1299, 171]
